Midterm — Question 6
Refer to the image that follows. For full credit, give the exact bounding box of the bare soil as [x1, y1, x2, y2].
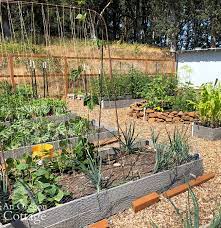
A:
[59, 148, 155, 199]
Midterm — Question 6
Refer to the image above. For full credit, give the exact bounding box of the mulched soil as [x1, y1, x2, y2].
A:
[59, 148, 155, 199]
[68, 100, 221, 228]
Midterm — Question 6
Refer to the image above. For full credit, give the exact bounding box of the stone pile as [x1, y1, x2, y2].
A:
[128, 101, 198, 123]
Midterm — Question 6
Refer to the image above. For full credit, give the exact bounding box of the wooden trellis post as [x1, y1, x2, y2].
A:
[8, 54, 16, 91]
[64, 57, 69, 98]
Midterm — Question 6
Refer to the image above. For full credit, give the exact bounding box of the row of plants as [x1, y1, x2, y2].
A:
[89, 69, 151, 100]
[0, 117, 90, 151]
[0, 124, 199, 225]
[88, 69, 198, 112]
[139, 77, 198, 112]
[0, 82, 68, 122]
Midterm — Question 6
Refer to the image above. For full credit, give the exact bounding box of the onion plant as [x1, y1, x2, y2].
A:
[77, 147, 103, 192]
[152, 126, 193, 173]
[116, 122, 139, 154]
[167, 186, 220, 228]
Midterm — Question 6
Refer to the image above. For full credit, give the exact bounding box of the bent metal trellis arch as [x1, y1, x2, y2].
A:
[0, 0, 113, 98]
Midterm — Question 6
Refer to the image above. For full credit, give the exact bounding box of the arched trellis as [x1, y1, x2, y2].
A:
[0, 0, 113, 97]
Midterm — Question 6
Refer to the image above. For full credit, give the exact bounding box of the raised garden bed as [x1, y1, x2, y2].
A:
[1, 112, 77, 127]
[192, 123, 221, 140]
[2, 139, 203, 228]
[3, 120, 117, 159]
[129, 101, 198, 123]
[100, 96, 145, 109]
[68, 94, 145, 109]
[2, 159, 203, 228]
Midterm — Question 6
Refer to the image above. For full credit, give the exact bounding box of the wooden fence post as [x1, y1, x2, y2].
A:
[8, 54, 16, 91]
[64, 57, 68, 98]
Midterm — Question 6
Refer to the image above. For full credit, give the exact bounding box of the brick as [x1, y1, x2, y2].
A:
[163, 173, 215, 198]
[132, 192, 160, 213]
[88, 219, 109, 228]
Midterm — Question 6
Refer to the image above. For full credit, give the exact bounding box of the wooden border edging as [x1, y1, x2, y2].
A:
[88, 219, 109, 228]
[163, 173, 215, 198]
[2, 158, 203, 228]
[132, 192, 160, 213]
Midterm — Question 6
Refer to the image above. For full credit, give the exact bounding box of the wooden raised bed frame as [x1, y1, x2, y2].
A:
[3, 151, 203, 228]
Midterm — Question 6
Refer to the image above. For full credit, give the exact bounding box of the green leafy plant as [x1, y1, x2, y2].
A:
[0, 117, 90, 151]
[173, 82, 198, 112]
[152, 126, 196, 173]
[116, 122, 139, 154]
[83, 95, 98, 110]
[90, 70, 151, 100]
[195, 80, 221, 128]
[69, 66, 83, 82]
[0, 89, 68, 122]
[141, 75, 178, 110]
[78, 149, 103, 192]
[6, 154, 69, 214]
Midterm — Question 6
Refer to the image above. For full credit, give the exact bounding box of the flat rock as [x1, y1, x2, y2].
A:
[186, 112, 196, 118]
[148, 118, 156, 123]
[166, 118, 173, 122]
[146, 109, 155, 113]
[149, 112, 158, 118]
[173, 116, 181, 122]
[177, 111, 184, 116]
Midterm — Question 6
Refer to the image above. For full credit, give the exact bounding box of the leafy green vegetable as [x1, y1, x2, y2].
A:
[6, 154, 70, 214]
[0, 117, 90, 151]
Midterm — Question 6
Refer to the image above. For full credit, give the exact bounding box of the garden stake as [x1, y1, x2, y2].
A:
[143, 107, 146, 121]
[30, 60, 35, 98]
[30, 60, 38, 98]
[42, 61, 49, 97]
[33, 61, 38, 98]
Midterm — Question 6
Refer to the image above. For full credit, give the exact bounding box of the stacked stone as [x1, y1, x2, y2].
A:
[128, 102, 198, 123]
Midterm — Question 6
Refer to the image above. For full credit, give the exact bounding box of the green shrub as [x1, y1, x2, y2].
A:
[173, 82, 198, 112]
[140, 75, 178, 110]
[0, 86, 68, 122]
